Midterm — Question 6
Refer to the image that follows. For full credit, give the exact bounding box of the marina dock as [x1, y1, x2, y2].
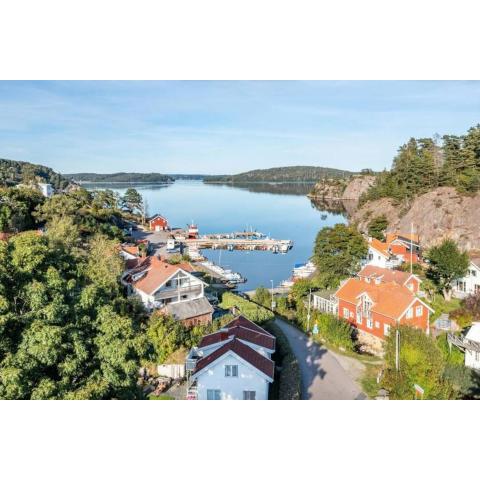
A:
[180, 235, 293, 253]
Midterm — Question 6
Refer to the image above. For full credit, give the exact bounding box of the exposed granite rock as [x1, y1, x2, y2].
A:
[351, 187, 480, 250]
[341, 175, 376, 200]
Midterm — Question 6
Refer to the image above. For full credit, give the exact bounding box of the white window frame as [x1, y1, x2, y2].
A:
[406, 307, 413, 319]
[367, 317, 373, 329]
[243, 391, 256, 400]
[343, 307, 350, 320]
[415, 306, 423, 317]
[225, 365, 238, 377]
[384, 324, 391, 336]
[207, 389, 221, 400]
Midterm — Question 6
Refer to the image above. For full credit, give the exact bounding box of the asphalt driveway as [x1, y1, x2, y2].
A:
[274, 318, 366, 400]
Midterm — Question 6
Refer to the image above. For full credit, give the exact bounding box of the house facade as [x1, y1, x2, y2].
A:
[453, 257, 480, 299]
[334, 276, 433, 340]
[149, 214, 168, 232]
[186, 315, 275, 400]
[38, 183, 54, 198]
[464, 323, 480, 369]
[123, 256, 212, 325]
[365, 234, 421, 269]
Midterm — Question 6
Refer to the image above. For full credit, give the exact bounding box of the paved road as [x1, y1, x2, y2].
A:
[274, 318, 366, 400]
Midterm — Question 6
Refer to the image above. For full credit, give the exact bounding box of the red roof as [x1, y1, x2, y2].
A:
[335, 277, 419, 320]
[193, 338, 274, 380]
[125, 256, 196, 295]
[199, 324, 275, 350]
[357, 265, 417, 286]
[223, 315, 272, 336]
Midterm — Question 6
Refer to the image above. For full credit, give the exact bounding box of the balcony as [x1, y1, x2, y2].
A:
[154, 284, 203, 301]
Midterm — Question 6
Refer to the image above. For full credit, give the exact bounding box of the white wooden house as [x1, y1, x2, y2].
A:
[122, 256, 212, 326]
[186, 315, 275, 400]
[453, 257, 480, 299]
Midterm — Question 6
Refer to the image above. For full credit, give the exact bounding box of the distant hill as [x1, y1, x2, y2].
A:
[203, 166, 356, 183]
[0, 158, 70, 190]
[67, 172, 174, 183]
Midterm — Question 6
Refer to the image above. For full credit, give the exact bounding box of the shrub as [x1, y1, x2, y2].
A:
[219, 292, 274, 323]
[382, 326, 452, 399]
[264, 321, 301, 400]
[314, 313, 354, 351]
[253, 286, 271, 307]
[367, 215, 388, 241]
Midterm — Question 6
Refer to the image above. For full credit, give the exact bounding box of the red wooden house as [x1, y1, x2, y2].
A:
[334, 273, 433, 340]
[148, 214, 168, 232]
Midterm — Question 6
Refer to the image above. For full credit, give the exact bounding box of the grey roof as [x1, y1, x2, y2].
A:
[312, 289, 336, 300]
[166, 297, 213, 321]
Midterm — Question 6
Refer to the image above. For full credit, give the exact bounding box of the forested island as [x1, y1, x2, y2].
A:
[67, 172, 174, 183]
[0, 158, 70, 190]
[203, 165, 356, 184]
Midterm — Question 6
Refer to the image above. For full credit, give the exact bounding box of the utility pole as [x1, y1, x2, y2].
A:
[410, 222, 414, 275]
[395, 328, 400, 372]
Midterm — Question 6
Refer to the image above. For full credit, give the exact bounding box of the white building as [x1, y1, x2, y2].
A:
[366, 240, 390, 268]
[464, 323, 480, 370]
[38, 183, 54, 198]
[453, 257, 480, 299]
[186, 315, 275, 400]
[122, 255, 212, 326]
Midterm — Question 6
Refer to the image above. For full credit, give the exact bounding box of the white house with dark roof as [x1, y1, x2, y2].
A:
[453, 256, 480, 299]
[186, 315, 275, 400]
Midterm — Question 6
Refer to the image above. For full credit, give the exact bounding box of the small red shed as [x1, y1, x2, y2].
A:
[149, 214, 168, 232]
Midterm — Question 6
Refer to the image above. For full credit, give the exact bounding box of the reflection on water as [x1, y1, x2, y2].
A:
[309, 197, 358, 216]
[83, 180, 347, 290]
[205, 182, 315, 196]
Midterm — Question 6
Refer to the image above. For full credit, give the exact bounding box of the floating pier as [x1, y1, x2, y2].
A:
[183, 236, 293, 253]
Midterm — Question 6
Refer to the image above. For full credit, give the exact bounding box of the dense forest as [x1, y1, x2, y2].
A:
[0, 186, 151, 399]
[203, 166, 355, 183]
[67, 172, 174, 183]
[0, 158, 70, 190]
[361, 124, 480, 204]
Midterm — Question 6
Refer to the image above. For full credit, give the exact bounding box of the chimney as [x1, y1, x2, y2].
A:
[220, 331, 229, 341]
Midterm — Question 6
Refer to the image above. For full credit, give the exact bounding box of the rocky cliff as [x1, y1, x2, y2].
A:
[351, 187, 480, 250]
[341, 175, 376, 200]
[308, 175, 375, 201]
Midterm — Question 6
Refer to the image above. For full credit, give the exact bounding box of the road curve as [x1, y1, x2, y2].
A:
[274, 318, 366, 400]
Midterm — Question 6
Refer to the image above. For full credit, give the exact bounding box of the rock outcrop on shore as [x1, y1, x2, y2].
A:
[351, 187, 480, 250]
[308, 175, 375, 201]
[341, 175, 376, 200]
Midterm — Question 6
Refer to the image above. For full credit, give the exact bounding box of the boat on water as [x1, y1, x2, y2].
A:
[199, 260, 246, 284]
[292, 261, 316, 279]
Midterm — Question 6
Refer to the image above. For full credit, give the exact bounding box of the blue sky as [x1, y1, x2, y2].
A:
[0, 81, 479, 175]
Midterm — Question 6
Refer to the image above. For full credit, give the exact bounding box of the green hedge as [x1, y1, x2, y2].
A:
[219, 292, 274, 323]
[265, 321, 302, 400]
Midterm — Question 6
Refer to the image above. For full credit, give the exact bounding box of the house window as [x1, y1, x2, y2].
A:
[243, 391, 256, 400]
[384, 324, 391, 336]
[375, 321, 380, 329]
[415, 306, 423, 317]
[225, 365, 238, 377]
[356, 310, 362, 324]
[471, 270, 477, 277]
[343, 307, 350, 320]
[406, 308, 413, 319]
[367, 318, 373, 329]
[475, 352, 480, 362]
[207, 389, 221, 400]
[407, 283, 413, 291]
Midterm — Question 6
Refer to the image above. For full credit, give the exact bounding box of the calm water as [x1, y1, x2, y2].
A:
[85, 181, 347, 291]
